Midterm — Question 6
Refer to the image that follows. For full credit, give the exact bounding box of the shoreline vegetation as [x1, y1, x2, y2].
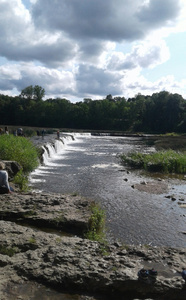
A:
[120, 134, 186, 175]
[120, 150, 186, 174]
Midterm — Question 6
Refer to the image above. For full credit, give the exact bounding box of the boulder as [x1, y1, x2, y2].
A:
[1, 160, 21, 179]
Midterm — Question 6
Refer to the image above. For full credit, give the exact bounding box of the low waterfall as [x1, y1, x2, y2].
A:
[29, 132, 91, 187]
[41, 135, 74, 165]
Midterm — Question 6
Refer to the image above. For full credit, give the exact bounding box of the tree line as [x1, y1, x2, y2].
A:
[0, 86, 186, 133]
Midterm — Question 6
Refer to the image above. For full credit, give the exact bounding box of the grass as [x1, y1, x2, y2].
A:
[84, 203, 106, 243]
[121, 150, 186, 174]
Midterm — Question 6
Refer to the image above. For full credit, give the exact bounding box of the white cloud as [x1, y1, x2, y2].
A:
[0, 0, 185, 101]
[0, 62, 76, 98]
[107, 39, 170, 71]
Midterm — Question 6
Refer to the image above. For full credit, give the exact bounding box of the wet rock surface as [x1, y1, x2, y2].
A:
[0, 193, 186, 299]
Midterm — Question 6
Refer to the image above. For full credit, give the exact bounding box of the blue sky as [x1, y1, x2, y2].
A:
[0, 0, 186, 102]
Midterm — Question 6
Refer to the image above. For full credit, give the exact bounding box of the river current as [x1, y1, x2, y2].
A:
[30, 133, 186, 248]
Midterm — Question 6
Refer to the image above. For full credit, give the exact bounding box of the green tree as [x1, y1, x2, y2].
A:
[33, 85, 45, 101]
[20, 85, 45, 101]
[20, 85, 34, 100]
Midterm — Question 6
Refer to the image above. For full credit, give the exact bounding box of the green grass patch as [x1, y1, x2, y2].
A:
[84, 203, 106, 243]
[0, 245, 18, 257]
[0, 134, 39, 173]
[121, 150, 186, 174]
[28, 237, 36, 244]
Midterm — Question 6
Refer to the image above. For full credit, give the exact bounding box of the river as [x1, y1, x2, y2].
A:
[30, 133, 186, 248]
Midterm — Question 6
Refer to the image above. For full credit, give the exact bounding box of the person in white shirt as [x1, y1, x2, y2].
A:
[0, 162, 12, 194]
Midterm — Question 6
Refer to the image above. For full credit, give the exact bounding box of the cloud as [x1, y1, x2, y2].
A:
[75, 64, 123, 97]
[0, 0, 181, 67]
[137, 0, 181, 26]
[29, 0, 182, 64]
[0, 0, 185, 101]
[119, 72, 186, 99]
[1, 60, 186, 101]
[107, 39, 170, 71]
[0, 62, 76, 97]
[0, 0, 78, 67]
[32, 0, 181, 41]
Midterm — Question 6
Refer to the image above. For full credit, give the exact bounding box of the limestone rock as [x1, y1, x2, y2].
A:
[0, 193, 186, 299]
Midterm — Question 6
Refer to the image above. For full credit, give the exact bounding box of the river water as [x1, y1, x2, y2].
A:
[30, 133, 186, 248]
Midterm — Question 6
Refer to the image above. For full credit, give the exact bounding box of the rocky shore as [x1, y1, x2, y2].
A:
[0, 191, 186, 300]
[0, 141, 186, 300]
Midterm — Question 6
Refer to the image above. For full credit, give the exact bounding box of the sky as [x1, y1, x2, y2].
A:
[1, 0, 186, 102]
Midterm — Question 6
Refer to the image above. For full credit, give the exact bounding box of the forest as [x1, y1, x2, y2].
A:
[0, 87, 186, 133]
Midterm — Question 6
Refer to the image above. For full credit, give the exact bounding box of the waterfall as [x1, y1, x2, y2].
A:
[41, 135, 75, 165]
[29, 132, 90, 189]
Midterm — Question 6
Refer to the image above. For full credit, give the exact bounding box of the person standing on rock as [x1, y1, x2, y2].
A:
[4, 126, 9, 134]
[0, 162, 13, 194]
[41, 129, 45, 140]
[57, 130, 60, 139]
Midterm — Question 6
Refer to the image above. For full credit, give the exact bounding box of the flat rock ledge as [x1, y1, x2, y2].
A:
[0, 193, 186, 300]
[0, 192, 91, 236]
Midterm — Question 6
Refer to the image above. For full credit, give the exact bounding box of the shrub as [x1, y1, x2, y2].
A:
[0, 134, 39, 173]
[13, 169, 29, 191]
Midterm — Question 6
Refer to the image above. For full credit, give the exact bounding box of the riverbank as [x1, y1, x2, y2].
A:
[0, 192, 186, 300]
